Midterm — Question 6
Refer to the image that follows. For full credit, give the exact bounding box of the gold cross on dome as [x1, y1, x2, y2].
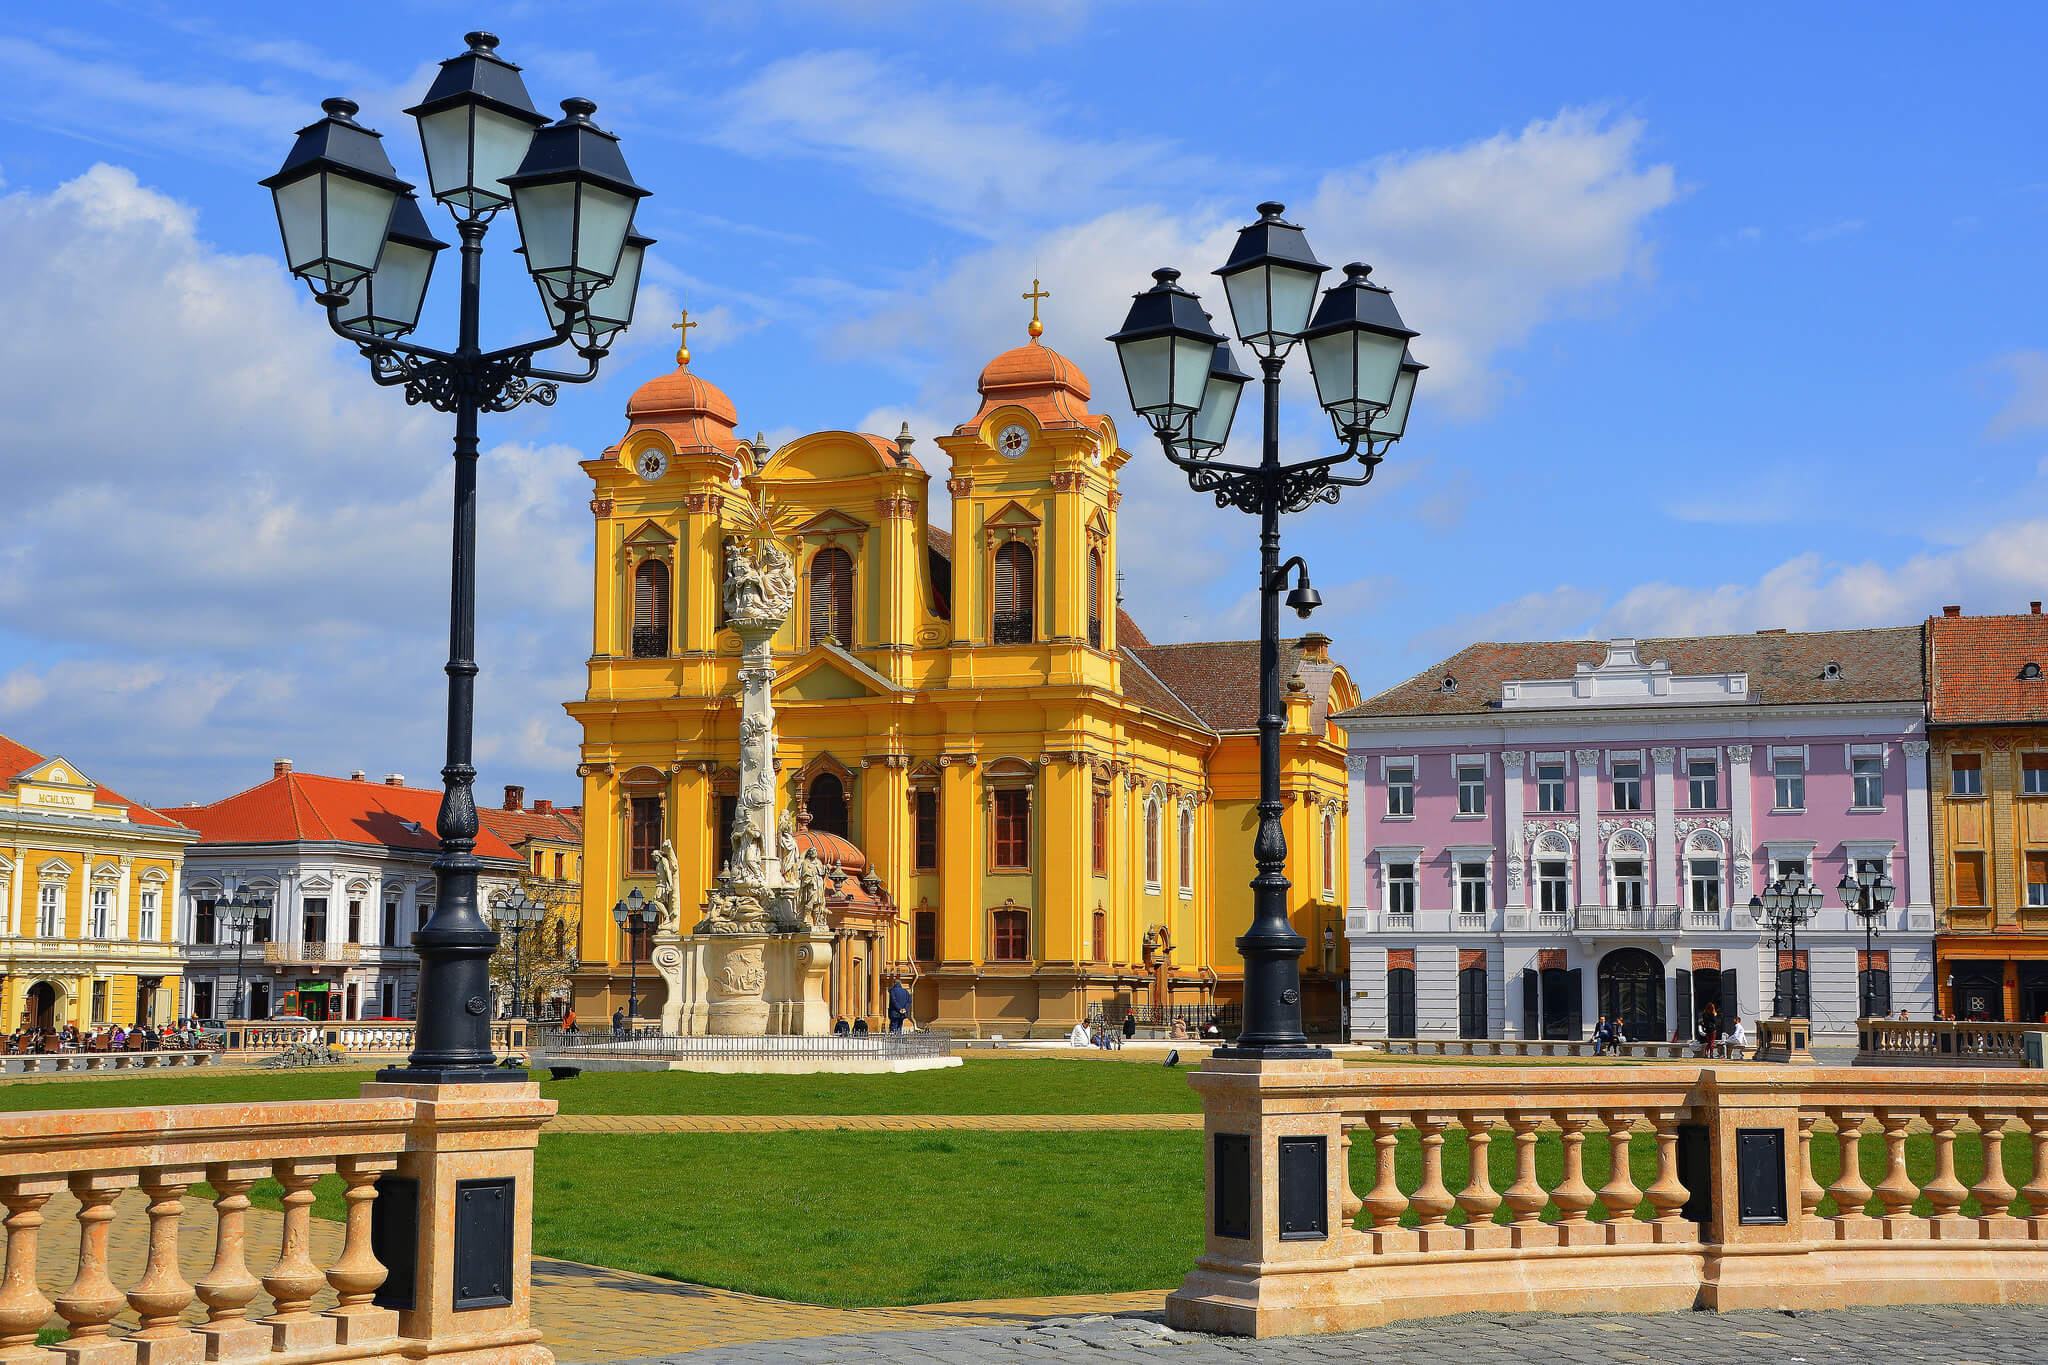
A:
[671, 309, 698, 364]
[1023, 278, 1050, 338]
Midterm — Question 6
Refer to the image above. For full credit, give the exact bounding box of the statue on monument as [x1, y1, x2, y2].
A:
[723, 535, 796, 625]
[652, 840, 681, 932]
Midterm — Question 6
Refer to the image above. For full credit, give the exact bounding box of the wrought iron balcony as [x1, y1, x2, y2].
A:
[993, 612, 1034, 645]
[263, 943, 362, 966]
[631, 626, 668, 658]
[1573, 907, 1682, 932]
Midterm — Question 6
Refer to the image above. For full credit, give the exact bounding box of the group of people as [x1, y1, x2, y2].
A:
[4, 1018, 212, 1055]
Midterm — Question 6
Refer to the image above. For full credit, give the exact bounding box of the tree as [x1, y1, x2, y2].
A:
[488, 880, 582, 1019]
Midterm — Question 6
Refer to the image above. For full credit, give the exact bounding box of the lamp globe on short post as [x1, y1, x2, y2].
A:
[263, 33, 650, 1082]
[1839, 865, 1896, 1021]
[1108, 204, 1422, 1057]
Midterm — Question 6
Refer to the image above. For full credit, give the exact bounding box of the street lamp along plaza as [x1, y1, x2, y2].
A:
[611, 888, 659, 1029]
[491, 889, 548, 1019]
[1838, 864, 1897, 1021]
[1757, 872, 1825, 1021]
[263, 31, 651, 1083]
[219, 888, 273, 1021]
[1108, 203, 1423, 1056]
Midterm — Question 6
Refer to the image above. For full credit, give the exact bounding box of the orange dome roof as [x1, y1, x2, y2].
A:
[968, 331, 1102, 431]
[624, 332, 743, 457]
[796, 829, 866, 877]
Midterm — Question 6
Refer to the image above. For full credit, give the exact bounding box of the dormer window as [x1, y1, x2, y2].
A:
[2021, 662, 2042, 681]
[1821, 661, 1842, 681]
[1440, 674, 1458, 693]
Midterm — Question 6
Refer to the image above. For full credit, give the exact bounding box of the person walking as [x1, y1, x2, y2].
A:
[610, 1006, 625, 1040]
[562, 1007, 578, 1034]
[888, 979, 912, 1033]
[1121, 1013, 1137, 1045]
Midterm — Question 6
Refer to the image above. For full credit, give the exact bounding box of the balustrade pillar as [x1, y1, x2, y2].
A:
[129, 1168, 203, 1364]
[0, 1179, 60, 1362]
[1551, 1113, 1598, 1244]
[1409, 1114, 1457, 1249]
[1456, 1114, 1506, 1249]
[1873, 1109, 1923, 1238]
[1644, 1112, 1691, 1243]
[195, 1163, 271, 1362]
[1794, 1114, 1825, 1223]
[262, 1159, 336, 1351]
[54, 1171, 134, 1361]
[1502, 1115, 1552, 1247]
[1596, 1111, 1646, 1244]
[1825, 1110, 1874, 1237]
[1969, 1109, 2019, 1235]
[1922, 1111, 1971, 1238]
[325, 1157, 398, 1344]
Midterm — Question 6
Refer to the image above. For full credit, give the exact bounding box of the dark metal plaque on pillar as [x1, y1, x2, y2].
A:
[1277, 1135, 1328, 1241]
[453, 1177, 515, 1310]
[369, 1175, 418, 1311]
[1677, 1122, 1713, 1226]
[1214, 1133, 1251, 1240]
[1736, 1128, 1788, 1224]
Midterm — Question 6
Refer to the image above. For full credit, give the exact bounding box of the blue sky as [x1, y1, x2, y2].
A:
[2, 2, 2045, 807]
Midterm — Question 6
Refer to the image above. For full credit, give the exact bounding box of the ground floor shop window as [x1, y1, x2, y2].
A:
[191, 979, 214, 1019]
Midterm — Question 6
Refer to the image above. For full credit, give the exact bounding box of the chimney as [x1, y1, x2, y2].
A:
[2033, 602, 2042, 615]
[503, 784, 525, 811]
[1298, 632, 1332, 662]
[534, 799, 554, 814]
[273, 757, 292, 778]
[1943, 605, 1962, 618]
[350, 770, 366, 782]
[383, 773, 405, 787]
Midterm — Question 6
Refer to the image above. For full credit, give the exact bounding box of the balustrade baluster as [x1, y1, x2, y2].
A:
[54, 1171, 134, 1359]
[1873, 1109, 1923, 1238]
[325, 1157, 398, 1343]
[1969, 1109, 2019, 1235]
[1336, 1123, 1364, 1232]
[1455, 1114, 1506, 1249]
[2020, 1110, 2048, 1237]
[1361, 1115, 1406, 1231]
[128, 1168, 202, 1364]
[0, 1178, 61, 1362]
[1922, 1111, 1971, 1238]
[1502, 1114, 1552, 1247]
[1644, 1112, 1691, 1243]
[195, 1163, 272, 1361]
[1794, 1114, 1825, 1225]
[1551, 1113, 1598, 1245]
[262, 1159, 337, 1351]
[1596, 1111, 1646, 1244]
[1409, 1115, 1457, 1250]
[1825, 1110, 1874, 1237]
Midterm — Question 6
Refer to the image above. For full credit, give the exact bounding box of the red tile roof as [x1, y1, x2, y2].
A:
[1128, 639, 1343, 732]
[1341, 627, 1926, 718]
[178, 771, 520, 860]
[0, 732, 191, 830]
[1927, 610, 2048, 725]
[479, 804, 585, 848]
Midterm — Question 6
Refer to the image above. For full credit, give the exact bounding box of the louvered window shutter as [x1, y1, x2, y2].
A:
[1014, 546, 1034, 631]
[993, 544, 1015, 616]
[810, 548, 853, 646]
[1087, 550, 1101, 638]
[633, 560, 669, 657]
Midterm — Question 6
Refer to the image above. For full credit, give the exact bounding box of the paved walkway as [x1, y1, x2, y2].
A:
[548, 1113, 1200, 1133]
[590, 1303, 2048, 1365]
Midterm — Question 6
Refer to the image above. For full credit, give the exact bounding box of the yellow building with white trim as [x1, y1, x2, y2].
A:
[0, 732, 195, 1029]
[565, 317, 1356, 1036]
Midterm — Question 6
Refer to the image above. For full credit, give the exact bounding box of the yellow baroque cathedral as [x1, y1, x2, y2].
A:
[565, 312, 1357, 1036]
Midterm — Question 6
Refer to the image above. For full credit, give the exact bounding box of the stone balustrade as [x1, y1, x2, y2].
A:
[1351, 1037, 1697, 1060]
[0, 1052, 218, 1076]
[1168, 1059, 2048, 1337]
[0, 1081, 555, 1363]
[261, 944, 362, 967]
[1856, 1019, 2041, 1067]
[221, 1020, 527, 1057]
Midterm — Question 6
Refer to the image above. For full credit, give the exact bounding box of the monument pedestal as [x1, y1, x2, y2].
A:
[654, 930, 835, 1037]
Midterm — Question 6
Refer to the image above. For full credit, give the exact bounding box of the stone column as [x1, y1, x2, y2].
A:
[1573, 751, 1601, 907]
[1501, 752, 1527, 910]
[1903, 739, 1933, 911]
[1728, 744, 1754, 917]
[1651, 748, 1678, 908]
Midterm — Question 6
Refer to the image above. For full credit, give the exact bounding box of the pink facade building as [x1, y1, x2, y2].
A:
[1336, 631, 1935, 1042]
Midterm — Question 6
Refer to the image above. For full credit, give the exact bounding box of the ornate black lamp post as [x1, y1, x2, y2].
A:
[492, 890, 547, 1018]
[221, 888, 273, 1020]
[1838, 865, 1896, 1020]
[1109, 204, 1423, 1056]
[611, 889, 658, 1029]
[1757, 873, 1823, 1020]
[262, 33, 651, 1082]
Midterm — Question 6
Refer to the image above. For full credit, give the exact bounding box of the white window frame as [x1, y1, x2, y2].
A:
[37, 883, 64, 938]
[1456, 756, 1488, 817]
[1772, 753, 1806, 812]
[1536, 859, 1570, 915]
[1613, 858, 1647, 910]
[2028, 855, 2048, 908]
[90, 886, 114, 940]
[1457, 861, 1490, 914]
[1535, 761, 1568, 813]
[1687, 753, 1720, 809]
[1382, 756, 1416, 819]
[1609, 758, 1643, 812]
[138, 888, 160, 941]
[1177, 805, 1195, 900]
[1850, 745, 1886, 809]
[1688, 858, 1723, 915]
[2023, 753, 2048, 797]
[1951, 753, 1983, 796]
[1378, 848, 1423, 917]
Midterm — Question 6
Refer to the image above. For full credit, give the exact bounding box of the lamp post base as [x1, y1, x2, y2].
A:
[376, 1065, 525, 1084]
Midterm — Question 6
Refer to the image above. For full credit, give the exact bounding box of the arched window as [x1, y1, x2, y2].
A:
[1087, 548, 1103, 648]
[632, 559, 669, 658]
[808, 773, 849, 838]
[993, 542, 1035, 643]
[1177, 807, 1194, 894]
[1608, 829, 1648, 910]
[991, 906, 1030, 961]
[1321, 809, 1337, 900]
[808, 547, 854, 646]
[1144, 798, 1162, 888]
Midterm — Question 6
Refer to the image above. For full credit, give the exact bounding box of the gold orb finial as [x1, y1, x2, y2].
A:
[671, 308, 699, 366]
[1022, 278, 1050, 340]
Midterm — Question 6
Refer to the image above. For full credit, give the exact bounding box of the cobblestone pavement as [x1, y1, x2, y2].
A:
[584, 1303, 2048, 1365]
[547, 1113, 1202, 1133]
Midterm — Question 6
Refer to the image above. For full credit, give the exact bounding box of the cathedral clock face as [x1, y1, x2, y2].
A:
[636, 448, 669, 481]
[997, 424, 1030, 460]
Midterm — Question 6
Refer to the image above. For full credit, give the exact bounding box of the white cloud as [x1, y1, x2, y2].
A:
[0, 165, 592, 803]
[1990, 350, 2048, 437]
[707, 50, 1189, 236]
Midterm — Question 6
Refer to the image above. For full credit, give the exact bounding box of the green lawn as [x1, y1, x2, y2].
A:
[0, 1056, 1204, 1116]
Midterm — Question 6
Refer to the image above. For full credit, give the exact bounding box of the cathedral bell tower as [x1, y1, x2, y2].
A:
[934, 283, 1128, 685]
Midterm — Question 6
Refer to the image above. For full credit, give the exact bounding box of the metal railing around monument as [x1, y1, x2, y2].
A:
[531, 1028, 955, 1061]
